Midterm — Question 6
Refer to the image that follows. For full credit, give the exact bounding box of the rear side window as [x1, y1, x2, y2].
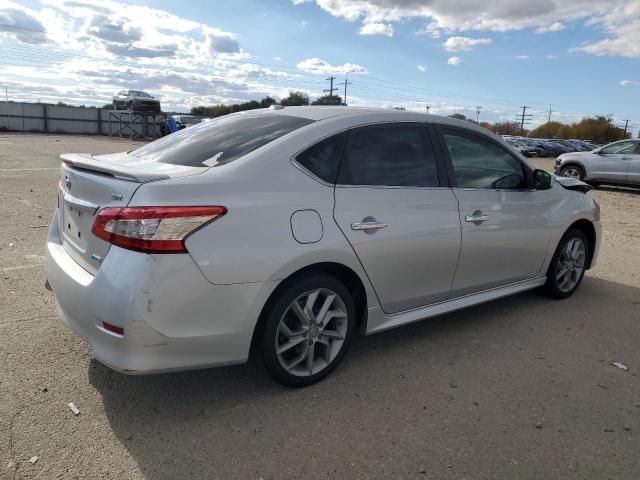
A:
[338, 124, 439, 187]
[295, 132, 346, 183]
[129, 113, 315, 167]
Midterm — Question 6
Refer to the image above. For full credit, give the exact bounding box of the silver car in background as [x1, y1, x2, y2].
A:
[112, 90, 161, 112]
[46, 107, 601, 387]
[556, 139, 640, 187]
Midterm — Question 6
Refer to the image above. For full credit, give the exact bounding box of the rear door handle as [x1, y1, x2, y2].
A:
[465, 213, 490, 223]
[351, 221, 388, 231]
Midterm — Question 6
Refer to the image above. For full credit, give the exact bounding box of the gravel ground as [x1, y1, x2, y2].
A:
[1, 133, 639, 479]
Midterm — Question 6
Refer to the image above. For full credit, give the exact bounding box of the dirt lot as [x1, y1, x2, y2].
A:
[1, 133, 639, 479]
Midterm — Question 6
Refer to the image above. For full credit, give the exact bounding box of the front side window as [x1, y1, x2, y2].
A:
[296, 132, 346, 184]
[443, 129, 526, 189]
[601, 141, 637, 155]
[337, 124, 439, 187]
[129, 113, 315, 167]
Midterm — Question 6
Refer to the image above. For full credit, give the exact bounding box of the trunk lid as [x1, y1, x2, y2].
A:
[58, 152, 207, 274]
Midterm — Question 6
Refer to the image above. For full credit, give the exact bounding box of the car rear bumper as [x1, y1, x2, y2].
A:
[45, 215, 276, 374]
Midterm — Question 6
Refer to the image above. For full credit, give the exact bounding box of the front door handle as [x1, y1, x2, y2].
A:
[351, 220, 388, 231]
[465, 212, 490, 223]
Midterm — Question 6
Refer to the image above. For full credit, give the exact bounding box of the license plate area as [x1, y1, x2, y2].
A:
[62, 201, 92, 252]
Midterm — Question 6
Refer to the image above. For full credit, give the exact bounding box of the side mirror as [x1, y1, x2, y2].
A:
[533, 169, 552, 190]
[593, 148, 603, 154]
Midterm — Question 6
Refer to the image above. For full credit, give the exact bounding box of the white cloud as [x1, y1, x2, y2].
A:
[515, 55, 529, 59]
[546, 54, 559, 59]
[208, 30, 240, 54]
[536, 22, 565, 33]
[296, 57, 369, 75]
[359, 22, 393, 36]
[0, 0, 306, 111]
[297, 0, 640, 59]
[620, 80, 639, 87]
[416, 64, 426, 72]
[443, 36, 492, 51]
[447, 56, 461, 66]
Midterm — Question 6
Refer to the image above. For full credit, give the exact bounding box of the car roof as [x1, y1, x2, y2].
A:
[260, 105, 498, 137]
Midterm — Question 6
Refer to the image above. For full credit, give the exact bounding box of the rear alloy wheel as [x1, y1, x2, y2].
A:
[559, 165, 585, 181]
[260, 275, 356, 387]
[543, 229, 589, 299]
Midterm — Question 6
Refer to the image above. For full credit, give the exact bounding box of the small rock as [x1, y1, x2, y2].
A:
[418, 468, 427, 474]
[68, 402, 80, 416]
[449, 382, 458, 389]
[623, 425, 631, 431]
[472, 401, 479, 406]
[8, 243, 14, 247]
[6, 460, 15, 469]
[597, 384, 608, 390]
[28, 456, 38, 464]
[612, 361, 629, 371]
[535, 422, 543, 429]
[603, 428, 614, 432]
[42, 387, 48, 393]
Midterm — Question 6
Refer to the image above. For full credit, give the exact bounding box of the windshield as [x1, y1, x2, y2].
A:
[129, 91, 151, 97]
[129, 112, 315, 166]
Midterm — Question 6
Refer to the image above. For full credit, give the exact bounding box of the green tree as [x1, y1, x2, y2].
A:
[448, 113, 467, 120]
[311, 95, 342, 106]
[281, 90, 310, 106]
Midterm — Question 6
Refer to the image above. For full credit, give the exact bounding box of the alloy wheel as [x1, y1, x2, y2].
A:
[561, 167, 582, 179]
[275, 288, 348, 377]
[555, 237, 586, 292]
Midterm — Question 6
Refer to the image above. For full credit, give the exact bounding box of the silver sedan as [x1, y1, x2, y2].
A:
[555, 139, 640, 187]
[45, 106, 601, 387]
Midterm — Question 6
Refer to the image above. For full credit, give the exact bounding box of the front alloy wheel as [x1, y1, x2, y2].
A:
[261, 275, 356, 387]
[559, 165, 584, 180]
[543, 229, 589, 298]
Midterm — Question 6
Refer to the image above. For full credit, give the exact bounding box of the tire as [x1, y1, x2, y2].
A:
[260, 274, 356, 387]
[559, 164, 585, 181]
[542, 228, 589, 299]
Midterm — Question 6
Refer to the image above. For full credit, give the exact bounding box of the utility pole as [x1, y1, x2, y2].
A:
[338, 74, 351, 105]
[547, 105, 553, 137]
[324, 76, 337, 97]
[426, 105, 431, 114]
[475, 106, 482, 124]
[517, 105, 533, 135]
[623, 119, 629, 137]
[4, 86, 7, 102]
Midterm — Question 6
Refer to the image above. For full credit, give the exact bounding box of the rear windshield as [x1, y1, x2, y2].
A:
[129, 113, 315, 167]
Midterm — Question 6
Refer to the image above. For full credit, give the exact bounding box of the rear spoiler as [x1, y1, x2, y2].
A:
[60, 153, 170, 183]
[554, 176, 592, 193]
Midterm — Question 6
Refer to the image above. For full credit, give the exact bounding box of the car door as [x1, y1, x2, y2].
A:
[589, 140, 637, 182]
[437, 126, 551, 297]
[623, 141, 640, 185]
[333, 123, 461, 314]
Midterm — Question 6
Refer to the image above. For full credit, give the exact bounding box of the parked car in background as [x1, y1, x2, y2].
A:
[505, 138, 537, 157]
[112, 90, 161, 113]
[555, 139, 640, 186]
[172, 115, 201, 129]
[45, 106, 601, 387]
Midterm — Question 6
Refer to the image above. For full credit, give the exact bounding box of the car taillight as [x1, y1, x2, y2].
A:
[92, 206, 226, 253]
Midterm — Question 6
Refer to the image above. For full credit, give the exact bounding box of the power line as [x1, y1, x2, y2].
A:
[337, 74, 352, 105]
[323, 76, 337, 97]
[517, 105, 533, 134]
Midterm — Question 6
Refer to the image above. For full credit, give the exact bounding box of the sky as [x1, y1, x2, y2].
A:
[0, 0, 639, 134]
